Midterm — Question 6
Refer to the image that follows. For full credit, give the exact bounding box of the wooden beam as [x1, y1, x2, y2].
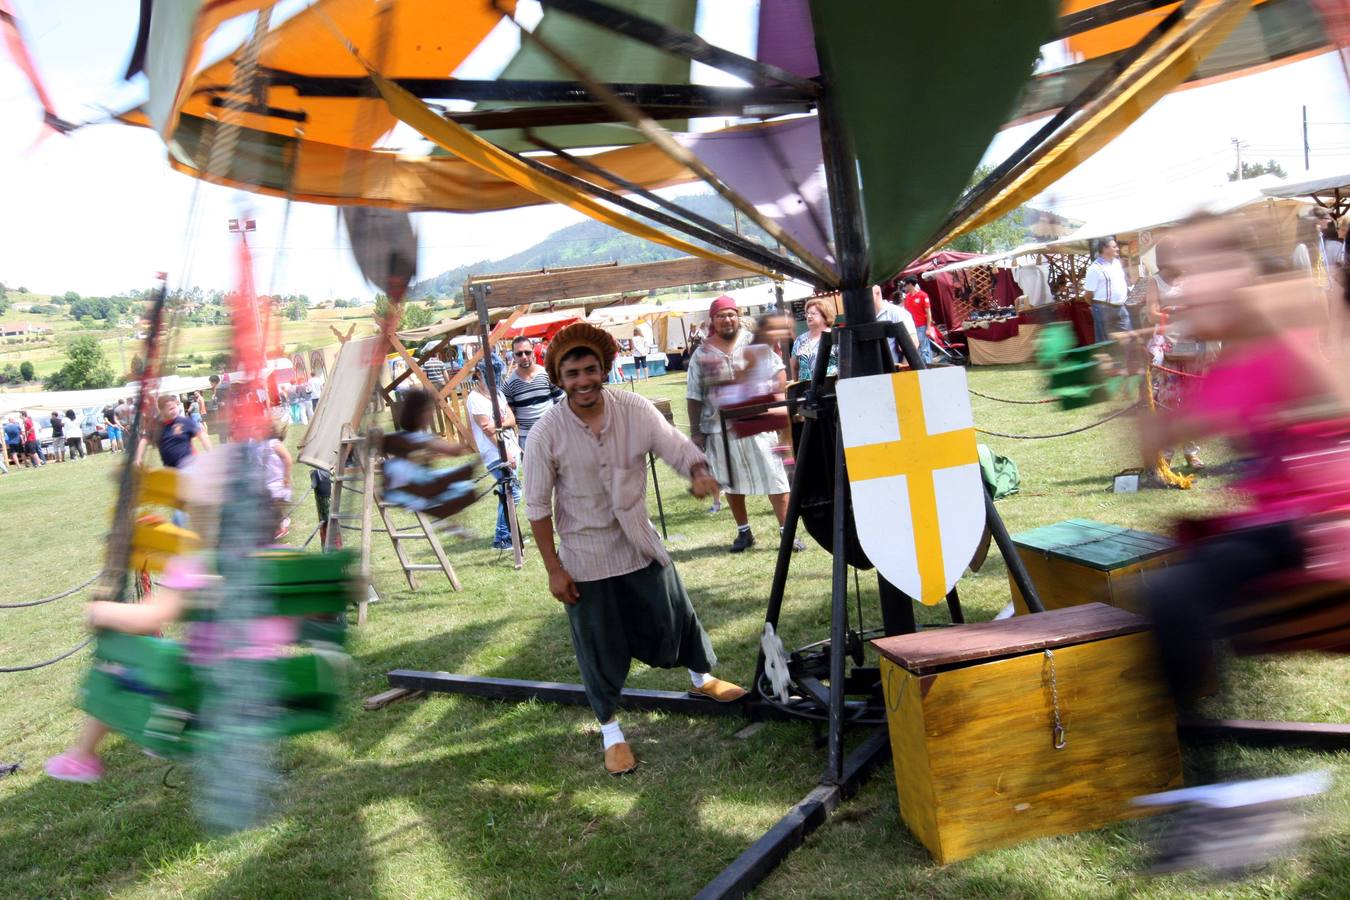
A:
[437, 305, 528, 399]
[386, 331, 471, 442]
[474, 257, 750, 309]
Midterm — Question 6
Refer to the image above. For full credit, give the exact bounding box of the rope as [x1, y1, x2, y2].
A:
[0, 637, 94, 673]
[284, 481, 314, 517]
[968, 388, 1057, 405]
[0, 573, 99, 609]
[975, 402, 1139, 439]
[1149, 361, 1204, 379]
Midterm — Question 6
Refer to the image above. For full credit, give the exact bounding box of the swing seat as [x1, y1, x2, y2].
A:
[81, 550, 357, 755]
[82, 632, 200, 758]
[130, 517, 201, 574]
[137, 468, 186, 510]
[724, 393, 790, 439]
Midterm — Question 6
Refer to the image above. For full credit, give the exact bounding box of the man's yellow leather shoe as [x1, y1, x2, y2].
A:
[689, 677, 748, 703]
[604, 741, 637, 775]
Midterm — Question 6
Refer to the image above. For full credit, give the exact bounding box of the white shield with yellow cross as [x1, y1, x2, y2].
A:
[836, 368, 983, 605]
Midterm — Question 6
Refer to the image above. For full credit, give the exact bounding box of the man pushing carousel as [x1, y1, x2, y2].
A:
[524, 323, 748, 775]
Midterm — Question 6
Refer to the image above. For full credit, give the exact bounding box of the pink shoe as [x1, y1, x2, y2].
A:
[44, 751, 103, 783]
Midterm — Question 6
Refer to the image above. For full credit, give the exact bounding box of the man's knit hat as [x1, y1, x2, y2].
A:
[545, 322, 618, 384]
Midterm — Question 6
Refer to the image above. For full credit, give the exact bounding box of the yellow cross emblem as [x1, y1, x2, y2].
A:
[842, 372, 978, 604]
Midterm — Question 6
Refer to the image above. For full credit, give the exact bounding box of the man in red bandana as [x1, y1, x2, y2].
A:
[686, 295, 802, 553]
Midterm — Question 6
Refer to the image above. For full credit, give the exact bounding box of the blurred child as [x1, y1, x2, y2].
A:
[1132, 214, 1350, 874]
[264, 419, 293, 539]
[715, 311, 792, 441]
[43, 554, 213, 783]
[380, 388, 481, 526]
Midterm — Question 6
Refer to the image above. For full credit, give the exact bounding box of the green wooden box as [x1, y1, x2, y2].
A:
[1010, 519, 1180, 615]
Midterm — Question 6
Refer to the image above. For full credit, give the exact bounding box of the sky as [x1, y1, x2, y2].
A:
[0, 1, 1348, 302]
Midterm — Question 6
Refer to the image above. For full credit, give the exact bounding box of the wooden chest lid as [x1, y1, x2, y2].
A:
[871, 603, 1149, 674]
[1011, 518, 1178, 571]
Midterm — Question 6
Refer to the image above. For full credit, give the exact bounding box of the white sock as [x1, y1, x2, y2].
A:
[689, 670, 710, 688]
[737, 524, 751, 534]
[600, 719, 626, 750]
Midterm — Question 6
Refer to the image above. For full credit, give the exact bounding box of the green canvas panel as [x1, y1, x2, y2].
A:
[809, 0, 1057, 281]
[469, 0, 696, 152]
[1013, 518, 1178, 571]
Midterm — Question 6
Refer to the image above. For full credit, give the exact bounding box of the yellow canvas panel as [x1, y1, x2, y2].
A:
[1061, 0, 1268, 60]
[938, 0, 1250, 249]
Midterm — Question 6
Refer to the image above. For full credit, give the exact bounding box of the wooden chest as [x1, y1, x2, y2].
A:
[1009, 518, 1180, 615]
[873, 604, 1182, 864]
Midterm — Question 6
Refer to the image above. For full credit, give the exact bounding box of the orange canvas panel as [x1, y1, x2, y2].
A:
[174, 0, 511, 145]
[1062, 0, 1267, 61]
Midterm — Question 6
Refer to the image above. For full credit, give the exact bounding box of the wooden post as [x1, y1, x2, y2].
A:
[357, 430, 377, 626]
[386, 331, 472, 442]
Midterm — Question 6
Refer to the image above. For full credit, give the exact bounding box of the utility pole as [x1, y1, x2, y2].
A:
[1303, 105, 1310, 171]
[1231, 137, 1244, 180]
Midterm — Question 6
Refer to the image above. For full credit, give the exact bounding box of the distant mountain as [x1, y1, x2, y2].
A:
[408, 193, 1080, 301]
[408, 193, 764, 301]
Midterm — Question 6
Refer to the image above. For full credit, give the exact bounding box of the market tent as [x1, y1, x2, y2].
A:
[1261, 169, 1350, 210]
[1048, 173, 1295, 250]
[502, 311, 582, 339]
[0, 385, 131, 419]
[897, 252, 1023, 329]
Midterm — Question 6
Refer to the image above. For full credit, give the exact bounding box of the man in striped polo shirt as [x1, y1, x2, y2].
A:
[502, 336, 564, 451]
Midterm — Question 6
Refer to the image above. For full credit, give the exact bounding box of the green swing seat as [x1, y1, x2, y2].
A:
[1034, 322, 1131, 409]
[80, 549, 357, 758]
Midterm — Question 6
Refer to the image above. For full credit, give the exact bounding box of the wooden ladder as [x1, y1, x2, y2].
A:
[324, 428, 462, 625]
[375, 480, 462, 593]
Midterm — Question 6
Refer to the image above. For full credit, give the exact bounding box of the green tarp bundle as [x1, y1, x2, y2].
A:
[978, 443, 1020, 500]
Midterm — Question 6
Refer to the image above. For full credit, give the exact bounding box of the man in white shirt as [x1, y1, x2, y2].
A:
[630, 323, 652, 381]
[1084, 236, 1131, 343]
[872, 285, 918, 366]
[466, 363, 521, 550]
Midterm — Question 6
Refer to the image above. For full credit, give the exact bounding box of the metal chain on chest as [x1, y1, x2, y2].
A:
[1044, 649, 1066, 750]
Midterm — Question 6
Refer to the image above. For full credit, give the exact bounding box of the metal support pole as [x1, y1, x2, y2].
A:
[470, 283, 524, 568]
[648, 452, 668, 541]
[752, 331, 834, 694]
[826, 425, 850, 785]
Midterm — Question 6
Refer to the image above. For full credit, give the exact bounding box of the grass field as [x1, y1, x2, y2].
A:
[1, 365, 1347, 898]
[0, 302, 377, 379]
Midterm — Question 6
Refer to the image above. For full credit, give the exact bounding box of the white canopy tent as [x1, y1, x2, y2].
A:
[0, 386, 129, 419]
[920, 175, 1307, 281]
[1260, 170, 1350, 204]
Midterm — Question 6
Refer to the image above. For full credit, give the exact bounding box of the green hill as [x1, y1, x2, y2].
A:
[408, 192, 760, 301]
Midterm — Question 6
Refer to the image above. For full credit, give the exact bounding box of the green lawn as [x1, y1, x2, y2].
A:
[0, 366, 1346, 898]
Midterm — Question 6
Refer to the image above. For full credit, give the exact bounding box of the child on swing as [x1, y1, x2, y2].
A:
[44, 553, 212, 783]
[380, 388, 482, 526]
[44, 456, 228, 783]
[46, 447, 314, 784]
[1131, 213, 1350, 873]
[714, 310, 793, 446]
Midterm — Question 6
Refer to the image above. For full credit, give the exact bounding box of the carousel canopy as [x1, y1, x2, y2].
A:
[112, 0, 1337, 286]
